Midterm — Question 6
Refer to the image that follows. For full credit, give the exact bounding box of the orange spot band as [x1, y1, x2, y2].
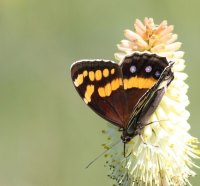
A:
[123, 76, 156, 90]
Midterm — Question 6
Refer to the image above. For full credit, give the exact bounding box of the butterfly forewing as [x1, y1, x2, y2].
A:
[71, 60, 128, 127]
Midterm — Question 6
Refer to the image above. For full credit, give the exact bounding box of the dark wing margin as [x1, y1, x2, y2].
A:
[71, 59, 127, 128]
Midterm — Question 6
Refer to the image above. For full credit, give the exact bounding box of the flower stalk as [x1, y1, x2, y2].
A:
[103, 18, 200, 186]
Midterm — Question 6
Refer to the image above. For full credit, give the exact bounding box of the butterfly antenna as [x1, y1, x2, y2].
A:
[85, 140, 121, 169]
[123, 143, 130, 182]
[123, 143, 126, 157]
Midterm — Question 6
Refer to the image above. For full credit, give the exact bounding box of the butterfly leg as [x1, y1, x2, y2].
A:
[143, 120, 167, 127]
[139, 133, 147, 145]
[139, 132, 159, 148]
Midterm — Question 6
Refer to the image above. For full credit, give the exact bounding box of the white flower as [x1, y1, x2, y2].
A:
[103, 18, 200, 186]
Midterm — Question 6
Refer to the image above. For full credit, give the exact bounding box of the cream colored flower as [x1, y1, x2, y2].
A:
[103, 18, 200, 186]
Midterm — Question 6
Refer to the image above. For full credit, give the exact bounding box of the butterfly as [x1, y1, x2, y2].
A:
[71, 52, 174, 144]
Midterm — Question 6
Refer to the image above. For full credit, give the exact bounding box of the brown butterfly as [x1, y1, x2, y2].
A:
[71, 52, 174, 143]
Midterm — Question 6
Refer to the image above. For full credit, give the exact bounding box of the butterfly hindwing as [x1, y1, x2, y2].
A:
[126, 62, 174, 136]
[119, 53, 170, 126]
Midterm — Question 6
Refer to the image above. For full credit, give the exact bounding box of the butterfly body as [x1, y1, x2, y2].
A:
[71, 53, 174, 143]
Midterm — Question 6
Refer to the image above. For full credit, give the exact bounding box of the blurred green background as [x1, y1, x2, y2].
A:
[0, 0, 200, 185]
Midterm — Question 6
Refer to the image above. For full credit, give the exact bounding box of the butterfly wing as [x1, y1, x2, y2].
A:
[126, 58, 174, 135]
[119, 53, 170, 126]
[71, 60, 128, 127]
[71, 53, 173, 133]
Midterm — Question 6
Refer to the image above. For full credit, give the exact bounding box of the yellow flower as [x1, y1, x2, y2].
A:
[103, 18, 200, 186]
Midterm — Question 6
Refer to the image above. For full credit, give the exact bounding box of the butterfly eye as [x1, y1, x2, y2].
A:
[130, 65, 136, 73]
[145, 65, 152, 73]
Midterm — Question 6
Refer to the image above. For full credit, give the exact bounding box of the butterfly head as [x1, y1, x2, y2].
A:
[121, 135, 132, 144]
[121, 127, 140, 143]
